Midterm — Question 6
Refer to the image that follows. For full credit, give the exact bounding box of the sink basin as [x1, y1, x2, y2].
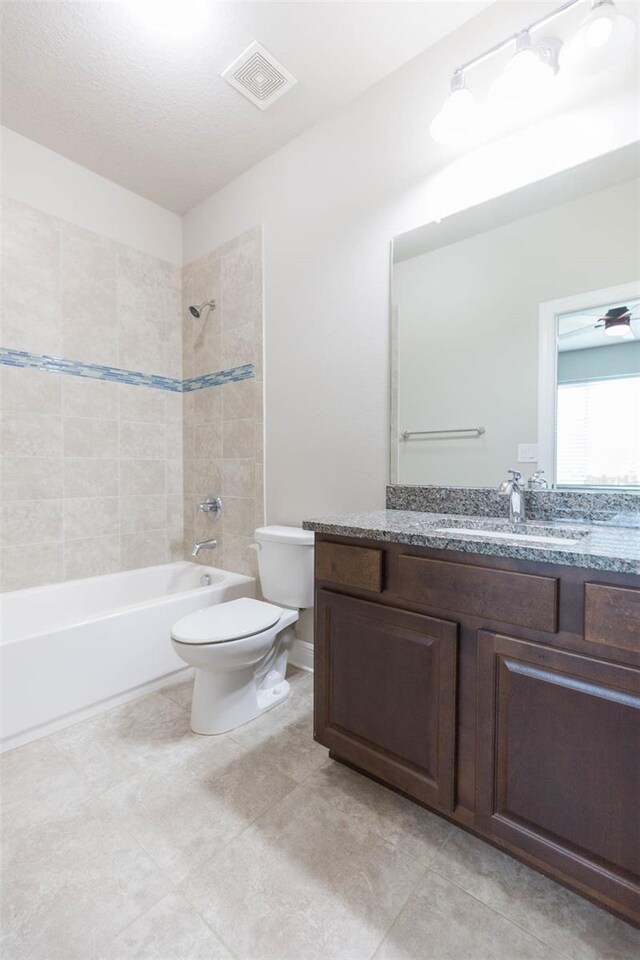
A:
[430, 521, 590, 547]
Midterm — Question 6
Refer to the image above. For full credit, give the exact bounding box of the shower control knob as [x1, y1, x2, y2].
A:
[198, 495, 223, 522]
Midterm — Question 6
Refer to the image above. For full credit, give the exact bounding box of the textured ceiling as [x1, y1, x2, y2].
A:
[0, 0, 491, 213]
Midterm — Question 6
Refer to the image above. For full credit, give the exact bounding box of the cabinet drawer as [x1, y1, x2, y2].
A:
[316, 541, 383, 593]
[397, 555, 558, 633]
[585, 583, 640, 653]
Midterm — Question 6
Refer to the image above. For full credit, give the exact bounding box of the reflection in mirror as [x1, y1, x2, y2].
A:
[391, 144, 640, 490]
[555, 296, 639, 487]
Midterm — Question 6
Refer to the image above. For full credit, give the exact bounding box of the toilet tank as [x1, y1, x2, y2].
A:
[254, 526, 315, 609]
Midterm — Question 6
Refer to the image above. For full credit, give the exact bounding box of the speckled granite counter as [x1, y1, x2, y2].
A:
[303, 510, 640, 575]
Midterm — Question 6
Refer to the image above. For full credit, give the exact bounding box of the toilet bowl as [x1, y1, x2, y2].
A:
[171, 526, 314, 735]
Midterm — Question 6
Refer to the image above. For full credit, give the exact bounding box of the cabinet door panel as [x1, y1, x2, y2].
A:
[315, 590, 458, 810]
[477, 631, 640, 919]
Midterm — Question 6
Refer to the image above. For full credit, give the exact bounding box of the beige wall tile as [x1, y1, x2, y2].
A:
[222, 497, 256, 538]
[223, 419, 254, 459]
[221, 280, 261, 331]
[2, 201, 184, 586]
[222, 535, 259, 578]
[166, 459, 183, 496]
[1, 199, 62, 355]
[64, 535, 121, 580]
[121, 495, 166, 534]
[165, 421, 183, 460]
[165, 392, 183, 424]
[62, 378, 118, 420]
[64, 459, 119, 498]
[64, 497, 120, 540]
[2, 500, 63, 546]
[120, 459, 166, 497]
[194, 422, 222, 460]
[221, 323, 256, 370]
[1, 457, 63, 501]
[193, 387, 222, 425]
[222, 380, 256, 421]
[2, 414, 63, 457]
[166, 496, 183, 535]
[61, 222, 118, 366]
[0, 367, 62, 416]
[121, 530, 168, 570]
[1, 542, 64, 591]
[221, 459, 255, 498]
[64, 418, 118, 458]
[119, 421, 165, 460]
[118, 384, 165, 423]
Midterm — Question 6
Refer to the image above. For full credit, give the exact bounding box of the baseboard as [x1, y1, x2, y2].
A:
[289, 638, 314, 673]
[1, 667, 194, 754]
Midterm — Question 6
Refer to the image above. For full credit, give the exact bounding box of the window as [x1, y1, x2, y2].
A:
[556, 376, 640, 487]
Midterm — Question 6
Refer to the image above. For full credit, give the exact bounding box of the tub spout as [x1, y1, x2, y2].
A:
[192, 539, 217, 558]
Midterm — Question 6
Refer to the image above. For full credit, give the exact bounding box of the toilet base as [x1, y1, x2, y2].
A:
[190, 669, 290, 736]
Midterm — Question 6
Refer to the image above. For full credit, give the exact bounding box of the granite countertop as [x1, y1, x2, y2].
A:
[303, 510, 640, 575]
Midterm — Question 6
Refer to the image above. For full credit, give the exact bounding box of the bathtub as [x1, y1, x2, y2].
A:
[0, 562, 255, 751]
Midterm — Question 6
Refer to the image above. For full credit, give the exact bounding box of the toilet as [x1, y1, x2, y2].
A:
[171, 526, 315, 735]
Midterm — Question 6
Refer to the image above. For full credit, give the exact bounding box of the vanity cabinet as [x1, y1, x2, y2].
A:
[312, 537, 640, 926]
[476, 630, 640, 920]
[314, 590, 458, 810]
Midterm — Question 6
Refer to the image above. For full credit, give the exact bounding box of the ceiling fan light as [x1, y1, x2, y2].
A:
[559, 0, 636, 75]
[605, 320, 634, 339]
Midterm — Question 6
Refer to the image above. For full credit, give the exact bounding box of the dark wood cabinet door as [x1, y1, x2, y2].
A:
[477, 630, 640, 921]
[314, 590, 458, 810]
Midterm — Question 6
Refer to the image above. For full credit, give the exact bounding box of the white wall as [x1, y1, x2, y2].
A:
[394, 179, 640, 488]
[182, 1, 640, 524]
[1, 127, 181, 264]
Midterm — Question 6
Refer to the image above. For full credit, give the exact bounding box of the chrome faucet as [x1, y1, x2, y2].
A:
[498, 469, 526, 525]
[527, 469, 548, 490]
[191, 539, 217, 558]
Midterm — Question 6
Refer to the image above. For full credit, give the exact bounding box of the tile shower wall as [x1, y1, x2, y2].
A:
[0, 198, 183, 591]
[182, 227, 264, 579]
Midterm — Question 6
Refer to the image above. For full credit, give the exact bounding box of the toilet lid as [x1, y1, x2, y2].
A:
[171, 598, 283, 645]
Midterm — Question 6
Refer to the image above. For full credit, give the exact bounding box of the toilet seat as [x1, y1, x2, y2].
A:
[171, 597, 283, 645]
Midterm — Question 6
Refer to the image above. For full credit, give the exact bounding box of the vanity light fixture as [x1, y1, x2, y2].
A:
[559, 0, 637, 74]
[488, 31, 560, 113]
[429, 70, 483, 146]
[430, 0, 637, 145]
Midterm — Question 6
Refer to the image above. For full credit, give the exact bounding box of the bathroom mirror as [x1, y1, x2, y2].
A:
[390, 143, 640, 489]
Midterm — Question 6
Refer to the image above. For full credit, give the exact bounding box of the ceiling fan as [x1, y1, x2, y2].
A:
[558, 300, 640, 343]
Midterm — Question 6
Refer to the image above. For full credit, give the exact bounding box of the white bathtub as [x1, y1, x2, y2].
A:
[0, 562, 255, 751]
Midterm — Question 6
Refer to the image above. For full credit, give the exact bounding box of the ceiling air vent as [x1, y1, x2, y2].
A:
[222, 41, 297, 110]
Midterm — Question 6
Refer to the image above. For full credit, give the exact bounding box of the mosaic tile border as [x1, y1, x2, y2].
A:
[0, 349, 254, 393]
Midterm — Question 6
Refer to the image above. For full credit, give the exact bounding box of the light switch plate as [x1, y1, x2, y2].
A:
[518, 443, 538, 462]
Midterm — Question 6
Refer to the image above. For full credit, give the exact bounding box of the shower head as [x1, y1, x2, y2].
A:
[189, 299, 216, 319]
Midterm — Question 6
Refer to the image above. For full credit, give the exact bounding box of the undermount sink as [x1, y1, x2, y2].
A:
[430, 521, 590, 547]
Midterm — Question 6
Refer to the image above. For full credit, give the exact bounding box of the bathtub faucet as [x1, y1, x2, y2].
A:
[192, 539, 217, 558]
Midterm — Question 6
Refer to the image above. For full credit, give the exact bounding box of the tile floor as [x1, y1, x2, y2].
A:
[2, 669, 638, 960]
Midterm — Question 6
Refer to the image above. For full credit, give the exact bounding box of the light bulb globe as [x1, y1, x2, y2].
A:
[559, 1, 636, 75]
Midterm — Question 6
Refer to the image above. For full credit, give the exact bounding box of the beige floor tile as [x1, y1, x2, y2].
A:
[1, 738, 93, 839]
[430, 828, 640, 960]
[103, 892, 233, 960]
[373, 869, 561, 960]
[306, 759, 453, 866]
[50, 693, 204, 792]
[99, 735, 296, 882]
[161, 676, 194, 712]
[2, 804, 170, 960]
[227, 672, 329, 782]
[181, 785, 426, 960]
